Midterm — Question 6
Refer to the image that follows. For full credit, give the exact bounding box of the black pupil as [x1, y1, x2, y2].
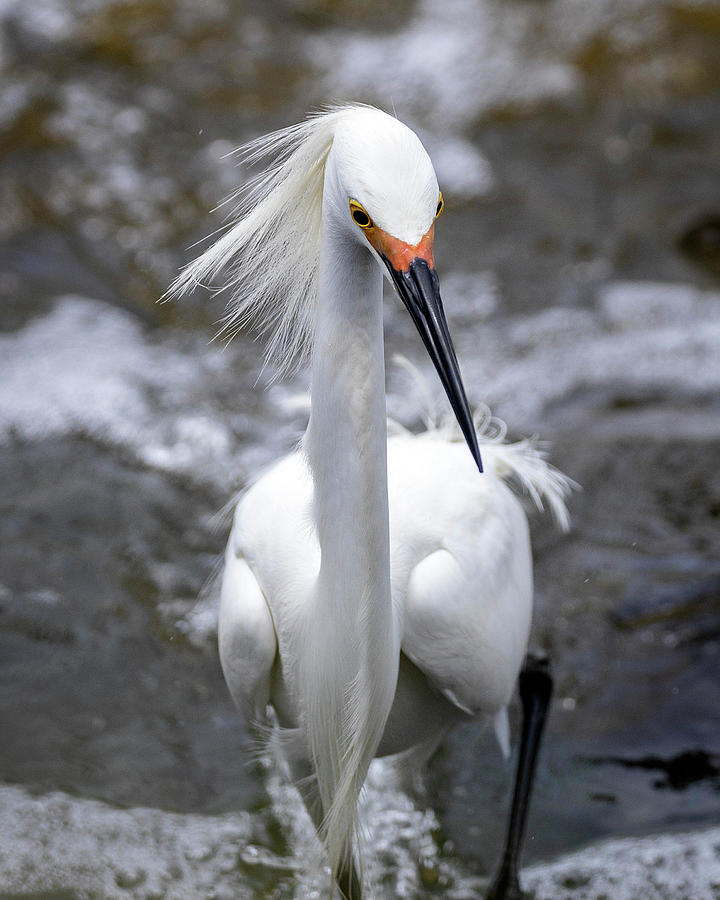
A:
[353, 209, 370, 226]
[436, 200, 443, 214]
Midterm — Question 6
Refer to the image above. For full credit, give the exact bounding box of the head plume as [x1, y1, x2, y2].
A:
[166, 105, 382, 375]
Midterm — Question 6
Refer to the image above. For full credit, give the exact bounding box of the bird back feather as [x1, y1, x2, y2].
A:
[391, 357, 577, 530]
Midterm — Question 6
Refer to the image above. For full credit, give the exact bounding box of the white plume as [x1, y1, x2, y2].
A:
[166, 105, 377, 375]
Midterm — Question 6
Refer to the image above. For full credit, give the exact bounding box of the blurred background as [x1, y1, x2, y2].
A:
[0, 0, 719, 897]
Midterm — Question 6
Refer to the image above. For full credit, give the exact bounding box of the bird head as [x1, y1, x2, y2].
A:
[167, 105, 483, 470]
[329, 109, 483, 472]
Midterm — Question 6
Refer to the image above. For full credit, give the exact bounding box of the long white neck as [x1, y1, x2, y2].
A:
[301, 174, 400, 875]
[308, 242, 390, 604]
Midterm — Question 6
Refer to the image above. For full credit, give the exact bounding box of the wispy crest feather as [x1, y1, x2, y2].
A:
[167, 106, 368, 373]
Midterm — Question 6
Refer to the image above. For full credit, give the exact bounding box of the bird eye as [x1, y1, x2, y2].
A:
[435, 193, 444, 218]
[350, 201, 373, 228]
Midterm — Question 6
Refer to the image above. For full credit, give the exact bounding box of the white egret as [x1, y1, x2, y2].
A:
[169, 105, 572, 899]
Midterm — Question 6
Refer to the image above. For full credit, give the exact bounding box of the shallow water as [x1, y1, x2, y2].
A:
[1, 0, 719, 896]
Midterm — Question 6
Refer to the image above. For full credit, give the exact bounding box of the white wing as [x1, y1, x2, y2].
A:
[219, 451, 318, 731]
[403, 538, 530, 716]
[218, 549, 277, 726]
[387, 434, 534, 720]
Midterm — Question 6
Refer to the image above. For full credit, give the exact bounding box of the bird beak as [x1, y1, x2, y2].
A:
[383, 255, 483, 472]
[362, 222, 482, 471]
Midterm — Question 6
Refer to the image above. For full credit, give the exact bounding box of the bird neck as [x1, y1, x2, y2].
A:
[300, 200, 400, 868]
[306, 235, 392, 607]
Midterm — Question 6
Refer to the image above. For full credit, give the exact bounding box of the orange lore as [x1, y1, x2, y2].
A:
[366, 222, 435, 271]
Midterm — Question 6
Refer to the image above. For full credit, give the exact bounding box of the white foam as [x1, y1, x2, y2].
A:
[453, 280, 720, 431]
[525, 827, 720, 900]
[386, 278, 720, 436]
[0, 296, 242, 485]
[310, 0, 581, 132]
[1, 780, 718, 899]
[5, 280, 716, 500]
[311, 0, 713, 138]
[0, 0, 75, 42]
[0, 782, 255, 900]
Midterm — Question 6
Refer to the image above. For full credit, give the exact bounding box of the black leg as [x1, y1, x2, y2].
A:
[485, 652, 553, 900]
[336, 857, 362, 900]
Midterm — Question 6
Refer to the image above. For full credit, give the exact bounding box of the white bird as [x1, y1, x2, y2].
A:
[169, 105, 572, 899]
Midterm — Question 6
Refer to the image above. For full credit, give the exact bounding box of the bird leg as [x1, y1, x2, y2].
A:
[485, 652, 553, 900]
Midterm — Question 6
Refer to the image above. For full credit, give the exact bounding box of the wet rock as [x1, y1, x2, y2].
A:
[418, 853, 441, 887]
[677, 214, 720, 275]
[114, 864, 147, 888]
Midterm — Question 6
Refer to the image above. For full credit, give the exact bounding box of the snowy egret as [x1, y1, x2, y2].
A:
[169, 105, 572, 899]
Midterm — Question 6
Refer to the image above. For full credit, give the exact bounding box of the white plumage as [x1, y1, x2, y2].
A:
[170, 105, 573, 898]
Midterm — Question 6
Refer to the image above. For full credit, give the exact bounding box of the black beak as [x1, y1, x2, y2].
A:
[384, 256, 483, 472]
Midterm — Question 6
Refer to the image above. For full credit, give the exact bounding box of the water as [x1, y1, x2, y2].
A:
[1, 0, 719, 896]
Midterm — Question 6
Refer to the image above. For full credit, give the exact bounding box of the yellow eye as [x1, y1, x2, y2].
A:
[350, 200, 373, 229]
[435, 192, 444, 218]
